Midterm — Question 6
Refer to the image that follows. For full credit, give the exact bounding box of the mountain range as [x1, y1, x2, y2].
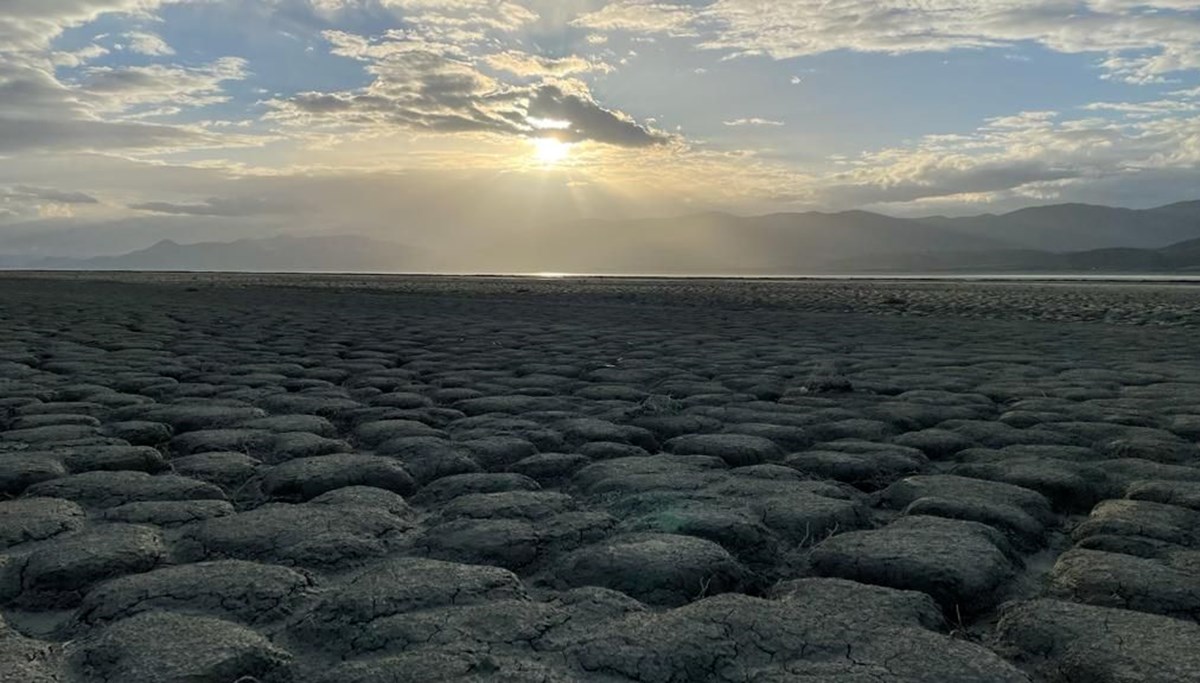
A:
[27, 235, 417, 273]
[5, 200, 1200, 274]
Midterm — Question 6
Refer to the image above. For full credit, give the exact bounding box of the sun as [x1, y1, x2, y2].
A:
[532, 137, 571, 165]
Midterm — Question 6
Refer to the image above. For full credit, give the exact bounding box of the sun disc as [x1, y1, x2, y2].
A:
[533, 137, 570, 165]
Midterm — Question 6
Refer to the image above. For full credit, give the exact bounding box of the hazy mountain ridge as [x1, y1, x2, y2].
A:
[27, 234, 415, 273]
[916, 201, 1200, 252]
[487, 209, 1014, 274]
[848, 235, 1200, 274]
[4, 200, 1199, 273]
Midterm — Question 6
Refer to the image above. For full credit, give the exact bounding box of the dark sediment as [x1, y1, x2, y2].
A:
[2, 272, 1200, 681]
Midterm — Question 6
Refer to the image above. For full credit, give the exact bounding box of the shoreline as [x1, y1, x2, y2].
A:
[6, 268, 1200, 285]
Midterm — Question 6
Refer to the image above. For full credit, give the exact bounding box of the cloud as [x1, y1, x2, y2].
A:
[0, 52, 254, 154]
[0, 63, 79, 118]
[76, 57, 249, 112]
[571, 1, 696, 36]
[575, 1, 1200, 84]
[724, 118, 784, 127]
[800, 96, 1200, 211]
[377, 0, 538, 44]
[0, 183, 102, 225]
[52, 44, 111, 68]
[0, 2, 253, 157]
[819, 158, 1085, 208]
[268, 30, 668, 147]
[527, 85, 667, 146]
[0, 117, 204, 154]
[122, 31, 175, 56]
[270, 43, 522, 135]
[1084, 99, 1200, 117]
[129, 196, 289, 217]
[6, 186, 100, 204]
[0, 1, 176, 52]
[483, 50, 612, 77]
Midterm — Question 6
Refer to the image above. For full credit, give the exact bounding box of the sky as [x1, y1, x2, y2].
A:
[3, 0, 1200, 258]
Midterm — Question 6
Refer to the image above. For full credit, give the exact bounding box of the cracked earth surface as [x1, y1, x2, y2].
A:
[2, 273, 1200, 682]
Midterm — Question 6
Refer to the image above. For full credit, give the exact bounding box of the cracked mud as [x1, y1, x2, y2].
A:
[2, 273, 1200, 682]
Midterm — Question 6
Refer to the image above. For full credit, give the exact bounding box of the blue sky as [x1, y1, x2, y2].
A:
[3, 1, 1200, 255]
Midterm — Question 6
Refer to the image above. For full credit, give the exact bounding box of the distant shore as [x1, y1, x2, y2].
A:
[6, 268, 1200, 283]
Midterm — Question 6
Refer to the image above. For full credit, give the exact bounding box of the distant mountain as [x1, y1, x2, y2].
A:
[1164, 234, 1200, 261]
[1146, 200, 1200, 221]
[484, 201, 1200, 274]
[28, 234, 415, 273]
[3, 199, 1199, 274]
[487, 209, 1011, 274]
[840, 235, 1200, 273]
[917, 202, 1200, 252]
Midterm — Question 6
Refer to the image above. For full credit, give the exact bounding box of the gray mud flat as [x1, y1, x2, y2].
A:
[2, 273, 1200, 682]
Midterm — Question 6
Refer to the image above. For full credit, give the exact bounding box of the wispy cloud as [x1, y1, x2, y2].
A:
[129, 195, 289, 217]
[571, 1, 697, 36]
[77, 57, 249, 113]
[483, 50, 613, 77]
[724, 118, 784, 127]
[121, 31, 175, 56]
[576, 1, 1200, 84]
[6, 186, 100, 205]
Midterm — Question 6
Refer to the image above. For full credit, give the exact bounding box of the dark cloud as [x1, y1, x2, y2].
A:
[0, 68, 75, 117]
[283, 81, 668, 147]
[129, 196, 288, 217]
[528, 85, 667, 147]
[5, 185, 99, 204]
[0, 116, 202, 154]
[81, 68, 166, 93]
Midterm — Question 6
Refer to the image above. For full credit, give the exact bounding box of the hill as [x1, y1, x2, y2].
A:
[4, 199, 1199, 274]
[917, 202, 1200, 252]
[31, 235, 414, 273]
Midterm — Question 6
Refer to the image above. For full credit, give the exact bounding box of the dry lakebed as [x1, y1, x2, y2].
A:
[2, 272, 1200, 682]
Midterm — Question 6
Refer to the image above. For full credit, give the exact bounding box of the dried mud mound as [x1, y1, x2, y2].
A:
[2, 274, 1200, 682]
